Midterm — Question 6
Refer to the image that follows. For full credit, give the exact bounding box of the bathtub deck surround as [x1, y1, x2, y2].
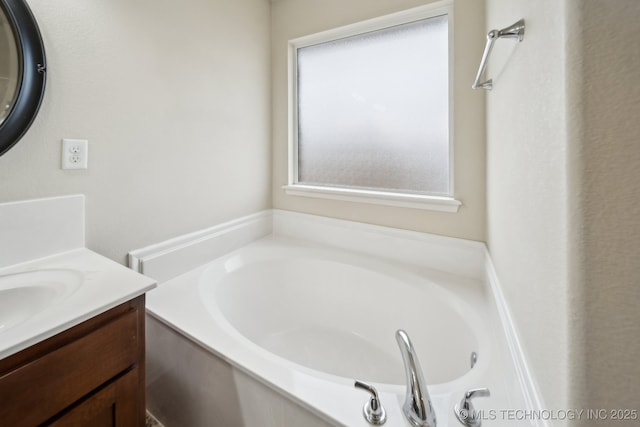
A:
[131, 210, 546, 427]
[129, 209, 484, 283]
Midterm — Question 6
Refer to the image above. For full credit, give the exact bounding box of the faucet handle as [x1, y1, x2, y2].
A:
[454, 388, 490, 427]
[464, 388, 490, 400]
[354, 380, 387, 425]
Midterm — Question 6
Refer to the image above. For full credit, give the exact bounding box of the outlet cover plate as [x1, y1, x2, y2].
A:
[61, 139, 88, 169]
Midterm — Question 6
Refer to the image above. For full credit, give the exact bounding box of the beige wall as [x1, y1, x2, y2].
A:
[271, 0, 486, 241]
[486, 0, 569, 413]
[0, 0, 272, 264]
[488, 0, 640, 422]
[567, 0, 640, 422]
[4, 1, 637, 419]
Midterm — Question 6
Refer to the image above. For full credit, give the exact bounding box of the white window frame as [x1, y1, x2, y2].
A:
[283, 0, 460, 213]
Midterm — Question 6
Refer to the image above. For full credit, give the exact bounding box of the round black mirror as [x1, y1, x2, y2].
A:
[0, 0, 46, 157]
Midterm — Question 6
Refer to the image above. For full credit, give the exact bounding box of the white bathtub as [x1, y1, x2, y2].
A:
[199, 239, 487, 387]
[138, 211, 540, 427]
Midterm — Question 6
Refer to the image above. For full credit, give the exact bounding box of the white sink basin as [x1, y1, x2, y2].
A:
[0, 269, 83, 332]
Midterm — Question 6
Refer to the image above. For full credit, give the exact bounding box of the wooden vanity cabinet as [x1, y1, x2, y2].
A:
[0, 296, 147, 427]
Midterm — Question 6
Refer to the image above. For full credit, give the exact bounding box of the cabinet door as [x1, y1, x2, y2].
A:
[47, 369, 138, 427]
[0, 297, 146, 427]
[0, 301, 141, 426]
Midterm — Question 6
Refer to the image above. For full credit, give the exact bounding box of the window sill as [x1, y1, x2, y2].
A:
[283, 185, 461, 213]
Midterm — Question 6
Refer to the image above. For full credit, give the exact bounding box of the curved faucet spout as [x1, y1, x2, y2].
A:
[396, 330, 437, 427]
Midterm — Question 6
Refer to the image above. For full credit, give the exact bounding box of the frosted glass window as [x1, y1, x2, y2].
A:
[296, 15, 450, 196]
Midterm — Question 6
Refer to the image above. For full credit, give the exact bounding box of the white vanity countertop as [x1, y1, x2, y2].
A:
[0, 248, 157, 360]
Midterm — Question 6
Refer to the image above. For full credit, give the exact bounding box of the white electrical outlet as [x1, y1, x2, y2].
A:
[61, 139, 88, 169]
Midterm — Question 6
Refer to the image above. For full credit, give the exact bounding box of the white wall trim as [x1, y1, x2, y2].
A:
[283, 185, 461, 213]
[128, 210, 272, 283]
[288, 0, 453, 49]
[286, 0, 458, 205]
[484, 250, 549, 427]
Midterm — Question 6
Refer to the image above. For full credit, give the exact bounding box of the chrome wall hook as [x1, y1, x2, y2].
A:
[472, 19, 525, 90]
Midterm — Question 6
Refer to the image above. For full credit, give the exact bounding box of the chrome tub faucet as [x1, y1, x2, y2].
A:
[396, 329, 437, 427]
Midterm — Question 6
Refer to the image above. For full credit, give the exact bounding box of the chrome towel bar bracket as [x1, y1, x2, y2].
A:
[472, 19, 525, 90]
